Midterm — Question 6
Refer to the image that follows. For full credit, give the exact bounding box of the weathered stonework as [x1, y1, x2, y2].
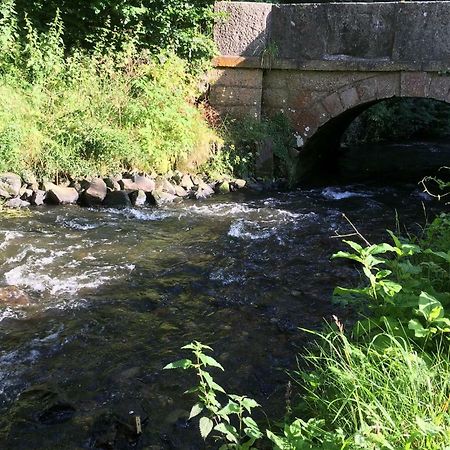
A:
[210, 1, 450, 153]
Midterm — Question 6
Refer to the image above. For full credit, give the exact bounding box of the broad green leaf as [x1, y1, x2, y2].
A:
[202, 371, 225, 393]
[243, 416, 263, 439]
[266, 430, 287, 449]
[425, 249, 450, 262]
[163, 358, 192, 370]
[199, 416, 214, 440]
[198, 353, 224, 370]
[214, 422, 239, 443]
[188, 403, 204, 420]
[218, 400, 240, 416]
[331, 251, 362, 263]
[182, 341, 212, 351]
[367, 243, 397, 255]
[343, 240, 363, 252]
[418, 292, 444, 322]
[241, 397, 260, 412]
[408, 319, 430, 338]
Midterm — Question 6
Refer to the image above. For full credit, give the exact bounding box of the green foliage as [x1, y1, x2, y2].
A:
[332, 213, 450, 347]
[0, 2, 217, 180]
[12, 0, 216, 68]
[344, 98, 450, 144]
[164, 341, 263, 449]
[295, 326, 450, 449]
[202, 114, 297, 184]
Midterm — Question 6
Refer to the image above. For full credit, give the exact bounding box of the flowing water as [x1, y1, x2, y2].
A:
[0, 143, 448, 449]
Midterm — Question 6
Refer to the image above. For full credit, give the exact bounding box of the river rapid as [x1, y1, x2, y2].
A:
[0, 144, 448, 449]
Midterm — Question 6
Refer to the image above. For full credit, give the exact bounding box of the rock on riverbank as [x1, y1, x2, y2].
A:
[0, 171, 248, 208]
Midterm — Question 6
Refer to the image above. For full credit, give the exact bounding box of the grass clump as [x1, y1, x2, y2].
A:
[293, 326, 450, 449]
[0, 1, 218, 182]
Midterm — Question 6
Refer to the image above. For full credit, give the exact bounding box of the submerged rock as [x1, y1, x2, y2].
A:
[90, 412, 143, 449]
[0, 286, 31, 306]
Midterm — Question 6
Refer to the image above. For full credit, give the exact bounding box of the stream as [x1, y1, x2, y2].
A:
[0, 143, 448, 449]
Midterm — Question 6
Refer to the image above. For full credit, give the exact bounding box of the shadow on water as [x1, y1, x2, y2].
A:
[0, 161, 446, 448]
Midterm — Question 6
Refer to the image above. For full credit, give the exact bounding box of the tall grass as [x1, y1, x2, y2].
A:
[296, 326, 450, 449]
[0, 0, 218, 181]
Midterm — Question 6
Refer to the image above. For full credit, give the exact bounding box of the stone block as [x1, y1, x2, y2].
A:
[214, 105, 261, 121]
[400, 72, 430, 98]
[428, 75, 450, 103]
[214, 2, 272, 57]
[355, 77, 378, 104]
[210, 68, 263, 89]
[321, 92, 344, 118]
[376, 73, 400, 99]
[255, 138, 274, 178]
[209, 85, 261, 107]
[339, 87, 359, 110]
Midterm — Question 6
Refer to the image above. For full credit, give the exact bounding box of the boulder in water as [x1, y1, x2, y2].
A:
[103, 190, 132, 208]
[147, 189, 177, 206]
[45, 186, 79, 205]
[0, 286, 31, 306]
[5, 198, 30, 208]
[0, 173, 22, 198]
[80, 178, 108, 206]
[129, 189, 147, 207]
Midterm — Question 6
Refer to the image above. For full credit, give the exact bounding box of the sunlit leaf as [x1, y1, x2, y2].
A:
[199, 416, 214, 440]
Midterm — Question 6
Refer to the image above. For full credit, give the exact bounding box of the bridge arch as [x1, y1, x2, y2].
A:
[292, 72, 450, 179]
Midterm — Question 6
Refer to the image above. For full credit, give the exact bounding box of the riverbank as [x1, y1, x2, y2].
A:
[0, 171, 249, 209]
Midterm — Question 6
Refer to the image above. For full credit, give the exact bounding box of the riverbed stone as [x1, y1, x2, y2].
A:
[5, 198, 30, 208]
[0, 173, 22, 198]
[174, 185, 189, 197]
[20, 188, 33, 201]
[148, 189, 177, 206]
[0, 286, 31, 306]
[129, 189, 147, 207]
[133, 174, 155, 192]
[104, 176, 121, 191]
[45, 186, 79, 205]
[30, 190, 46, 206]
[80, 178, 108, 206]
[217, 181, 230, 194]
[233, 179, 247, 189]
[103, 190, 132, 208]
[180, 174, 194, 190]
[155, 177, 177, 196]
[195, 181, 215, 199]
[119, 178, 139, 191]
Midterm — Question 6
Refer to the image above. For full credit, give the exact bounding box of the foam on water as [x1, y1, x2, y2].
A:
[228, 220, 275, 240]
[322, 187, 372, 200]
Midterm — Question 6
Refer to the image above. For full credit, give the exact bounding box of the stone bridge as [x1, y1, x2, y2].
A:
[210, 1, 450, 178]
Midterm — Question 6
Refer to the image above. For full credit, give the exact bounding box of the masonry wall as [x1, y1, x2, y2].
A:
[210, 1, 450, 124]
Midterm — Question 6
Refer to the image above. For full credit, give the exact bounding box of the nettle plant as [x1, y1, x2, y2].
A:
[164, 342, 263, 449]
[332, 218, 450, 344]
